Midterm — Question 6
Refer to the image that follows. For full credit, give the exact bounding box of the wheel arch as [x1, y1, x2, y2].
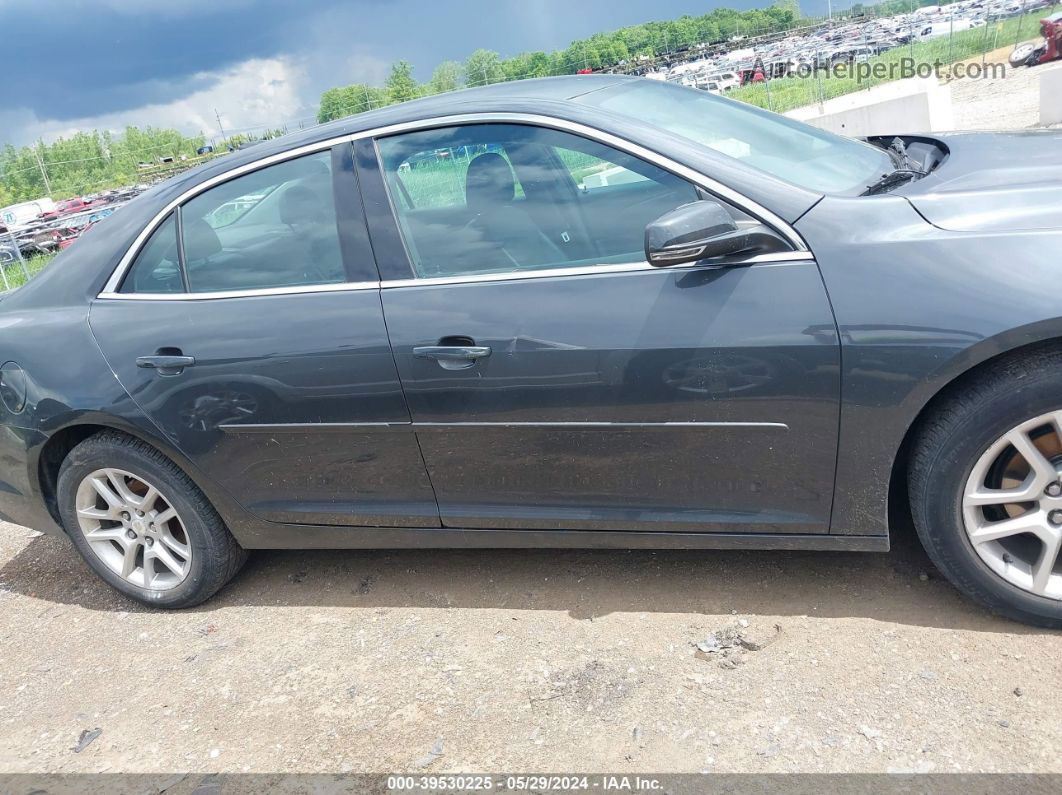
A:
[887, 334, 1062, 537]
[36, 418, 237, 535]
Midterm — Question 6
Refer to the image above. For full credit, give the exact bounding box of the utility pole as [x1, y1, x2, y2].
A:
[34, 148, 52, 196]
[214, 108, 227, 146]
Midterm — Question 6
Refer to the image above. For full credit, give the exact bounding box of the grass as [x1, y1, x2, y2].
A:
[730, 5, 1060, 114]
[392, 145, 616, 209]
[1, 252, 57, 291]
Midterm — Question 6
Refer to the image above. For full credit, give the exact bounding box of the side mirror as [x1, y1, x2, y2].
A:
[645, 200, 753, 267]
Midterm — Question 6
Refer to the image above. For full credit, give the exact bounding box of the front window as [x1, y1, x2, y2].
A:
[376, 123, 701, 279]
[575, 80, 892, 195]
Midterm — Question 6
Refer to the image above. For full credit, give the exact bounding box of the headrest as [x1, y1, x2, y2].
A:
[182, 216, 222, 260]
[280, 184, 320, 226]
[465, 152, 516, 212]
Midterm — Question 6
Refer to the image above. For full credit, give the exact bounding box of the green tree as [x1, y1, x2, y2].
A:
[317, 87, 347, 123]
[464, 49, 505, 86]
[528, 51, 557, 77]
[428, 60, 463, 94]
[0, 126, 209, 204]
[319, 83, 391, 122]
[386, 60, 420, 104]
[773, 0, 800, 21]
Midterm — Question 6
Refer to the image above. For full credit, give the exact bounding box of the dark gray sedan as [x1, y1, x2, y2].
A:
[1, 76, 1060, 625]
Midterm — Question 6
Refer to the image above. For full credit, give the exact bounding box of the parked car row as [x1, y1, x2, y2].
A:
[0, 184, 150, 263]
[634, 0, 1046, 92]
[2, 146, 247, 267]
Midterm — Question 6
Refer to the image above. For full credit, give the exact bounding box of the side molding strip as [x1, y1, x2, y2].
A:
[218, 421, 789, 433]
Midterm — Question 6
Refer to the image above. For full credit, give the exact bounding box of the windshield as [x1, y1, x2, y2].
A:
[575, 80, 892, 195]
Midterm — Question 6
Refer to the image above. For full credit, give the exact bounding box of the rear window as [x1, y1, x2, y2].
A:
[119, 212, 182, 293]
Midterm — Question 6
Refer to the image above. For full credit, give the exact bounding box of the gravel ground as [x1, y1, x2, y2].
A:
[948, 48, 1061, 131]
[951, 63, 1045, 130]
[1, 517, 1060, 775]
[943, 43, 1062, 131]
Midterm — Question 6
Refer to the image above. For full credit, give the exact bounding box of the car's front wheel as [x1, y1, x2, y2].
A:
[57, 431, 246, 608]
[910, 352, 1062, 627]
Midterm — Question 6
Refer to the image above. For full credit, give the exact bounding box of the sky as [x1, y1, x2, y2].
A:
[0, 0, 851, 148]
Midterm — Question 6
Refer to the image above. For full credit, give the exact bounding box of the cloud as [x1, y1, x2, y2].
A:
[0, 0, 763, 147]
[0, 0, 392, 145]
[0, 0, 334, 121]
[1, 57, 315, 146]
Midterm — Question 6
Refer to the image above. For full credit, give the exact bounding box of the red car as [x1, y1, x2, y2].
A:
[39, 197, 107, 222]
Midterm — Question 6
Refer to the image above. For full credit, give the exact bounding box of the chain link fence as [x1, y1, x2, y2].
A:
[0, 229, 36, 291]
[0, 217, 72, 290]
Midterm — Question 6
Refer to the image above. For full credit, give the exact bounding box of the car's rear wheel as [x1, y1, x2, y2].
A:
[910, 351, 1062, 627]
[57, 431, 246, 608]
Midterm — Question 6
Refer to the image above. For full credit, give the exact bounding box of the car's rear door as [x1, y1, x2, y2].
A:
[358, 122, 840, 534]
[89, 144, 438, 528]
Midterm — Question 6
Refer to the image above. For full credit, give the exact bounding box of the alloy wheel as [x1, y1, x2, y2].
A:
[74, 467, 192, 590]
[962, 412, 1062, 600]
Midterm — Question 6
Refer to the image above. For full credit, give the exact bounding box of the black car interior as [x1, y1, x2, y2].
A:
[181, 184, 346, 292]
[121, 129, 754, 294]
[121, 153, 347, 294]
[379, 125, 705, 279]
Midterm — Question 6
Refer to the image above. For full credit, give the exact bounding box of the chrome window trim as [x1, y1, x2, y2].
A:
[101, 135, 358, 295]
[98, 280, 380, 301]
[100, 112, 810, 299]
[381, 252, 813, 290]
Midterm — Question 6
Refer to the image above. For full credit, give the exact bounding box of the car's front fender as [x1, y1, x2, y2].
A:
[798, 194, 1062, 536]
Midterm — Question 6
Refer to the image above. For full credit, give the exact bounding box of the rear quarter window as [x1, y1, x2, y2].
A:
[119, 212, 182, 293]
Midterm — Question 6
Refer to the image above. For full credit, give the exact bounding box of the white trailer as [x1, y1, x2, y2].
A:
[0, 198, 56, 229]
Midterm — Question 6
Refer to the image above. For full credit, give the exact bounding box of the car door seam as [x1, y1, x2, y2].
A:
[374, 286, 444, 527]
[796, 245, 845, 537]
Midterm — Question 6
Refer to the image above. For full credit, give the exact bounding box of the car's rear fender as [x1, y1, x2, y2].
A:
[0, 302, 260, 544]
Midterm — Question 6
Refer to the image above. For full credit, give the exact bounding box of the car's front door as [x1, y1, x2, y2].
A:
[89, 146, 438, 528]
[360, 123, 840, 534]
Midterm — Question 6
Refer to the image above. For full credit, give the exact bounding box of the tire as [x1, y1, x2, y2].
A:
[909, 350, 1062, 627]
[57, 430, 247, 608]
[1009, 41, 1038, 67]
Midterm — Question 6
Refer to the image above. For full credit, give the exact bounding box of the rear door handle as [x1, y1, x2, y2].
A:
[136, 354, 195, 376]
[413, 345, 491, 370]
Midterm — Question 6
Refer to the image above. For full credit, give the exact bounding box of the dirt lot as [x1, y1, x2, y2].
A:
[1, 516, 1060, 776]
[949, 46, 1052, 130]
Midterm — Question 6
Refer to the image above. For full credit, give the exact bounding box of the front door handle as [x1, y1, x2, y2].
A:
[136, 354, 195, 376]
[413, 345, 492, 371]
